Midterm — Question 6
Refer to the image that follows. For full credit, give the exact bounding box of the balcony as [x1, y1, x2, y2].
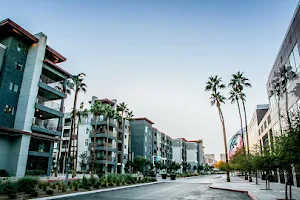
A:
[35, 96, 63, 119]
[90, 156, 115, 165]
[89, 131, 116, 139]
[89, 143, 115, 152]
[38, 75, 66, 100]
[32, 118, 62, 136]
[91, 118, 116, 127]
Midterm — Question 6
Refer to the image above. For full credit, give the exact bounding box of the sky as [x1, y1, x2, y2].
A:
[1, 0, 299, 160]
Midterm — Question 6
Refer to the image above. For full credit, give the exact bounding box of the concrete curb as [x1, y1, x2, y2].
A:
[33, 181, 161, 200]
[209, 185, 258, 200]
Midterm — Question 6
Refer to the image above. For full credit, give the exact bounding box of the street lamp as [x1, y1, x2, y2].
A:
[65, 72, 86, 184]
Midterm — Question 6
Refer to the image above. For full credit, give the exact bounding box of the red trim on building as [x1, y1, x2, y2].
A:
[0, 18, 38, 43]
[46, 45, 67, 63]
[44, 59, 71, 77]
[97, 98, 115, 106]
[0, 126, 60, 141]
[133, 117, 154, 124]
[187, 139, 203, 143]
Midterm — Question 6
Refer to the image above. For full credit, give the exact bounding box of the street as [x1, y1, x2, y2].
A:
[60, 175, 250, 200]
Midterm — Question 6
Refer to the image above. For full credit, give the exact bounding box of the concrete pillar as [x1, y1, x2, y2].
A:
[47, 142, 54, 176]
[14, 33, 47, 132]
[15, 135, 31, 177]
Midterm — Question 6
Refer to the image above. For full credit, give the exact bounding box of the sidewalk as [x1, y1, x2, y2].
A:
[210, 175, 300, 200]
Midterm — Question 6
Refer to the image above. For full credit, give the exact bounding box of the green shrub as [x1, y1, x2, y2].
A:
[82, 176, 88, 187]
[93, 181, 100, 189]
[25, 170, 44, 176]
[38, 182, 43, 189]
[61, 183, 66, 192]
[144, 170, 156, 177]
[46, 189, 54, 195]
[8, 193, 17, 199]
[0, 169, 8, 177]
[51, 183, 56, 189]
[89, 176, 97, 186]
[69, 182, 73, 189]
[58, 181, 62, 190]
[3, 181, 17, 195]
[83, 186, 90, 190]
[29, 189, 38, 197]
[116, 177, 120, 186]
[74, 181, 79, 191]
[0, 179, 3, 194]
[101, 179, 108, 187]
[42, 182, 47, 191]
[108, 178, 114, 186]
[16, 176, 39, 193]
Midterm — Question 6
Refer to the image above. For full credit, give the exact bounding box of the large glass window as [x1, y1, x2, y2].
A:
[29, 138, 50, 152]
[294, 44, 300, 70]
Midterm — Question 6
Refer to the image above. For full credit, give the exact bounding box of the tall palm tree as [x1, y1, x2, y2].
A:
[70, 77, 87, 177]
[268, 80, 283, 135]
[90, 100, 103, 177]
[74, 102, 89, 172]
[229, 72, 251, 155]
[104, 104, 115, 175]
[118, 102, 128, 173]
[125, 110, 134, 173]
[228, 87, 245, 154]
[55, 79, 74, 177]
[205, 75, 230, 182]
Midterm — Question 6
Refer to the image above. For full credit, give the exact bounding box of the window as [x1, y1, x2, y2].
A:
[85, 139, 88, 146]
[4, 105, 14, 115]
[289, 43, 300, 72]
[267, 116, 271, 124]
[9, 82, 19, 93]
[145, 126, 148, 133]
[124, 145, 126, 149]
[264, 121, 267, 129]
[145, 146, 147, 152]
[15, 61, 23, 71]
[124, 135, 127, 139]
[86, 128, 89, 134]
[84, 151, 87, 156]
[125, 125, 127, 129]
[145, 136, 147, 142]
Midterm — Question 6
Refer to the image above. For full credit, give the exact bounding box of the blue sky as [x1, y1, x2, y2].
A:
[1, 0, 298, 159]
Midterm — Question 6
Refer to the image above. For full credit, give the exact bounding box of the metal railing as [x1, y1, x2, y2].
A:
[33, 118, 62, 132]
[90, 143, 113, 149]
[40, 74, 63, 92]
[36, 96, 60, 111]
[96, 156, 113, 161]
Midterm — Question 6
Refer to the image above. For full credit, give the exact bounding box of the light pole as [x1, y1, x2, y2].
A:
[65, 73, 86, 184]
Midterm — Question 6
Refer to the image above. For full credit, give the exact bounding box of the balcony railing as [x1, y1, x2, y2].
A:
[36, 96, 60, 111]
[33, 118, 62, 132]
[95, 118, 115, 125]
[96, 156, 113, 161]
[90, 143, 113, 148]
[40, 74, 63, 92]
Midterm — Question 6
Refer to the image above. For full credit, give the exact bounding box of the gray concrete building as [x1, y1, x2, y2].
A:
[0, 18, 70, 176]
[172, 138, 187, 164]
[152, 128, 173, 166]
[186, 140, 204, 171]
[130, 117, 154, 162]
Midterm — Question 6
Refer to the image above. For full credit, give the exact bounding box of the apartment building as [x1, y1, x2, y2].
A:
[89, 96, 130, 174]
[152, 128, 173, 166]
[0, 18, 71, 176]
[130, 117, 154, 162]
[220, 154, 226, 162]
[172, 138, 187, 164]
[186, 140, 204, 170]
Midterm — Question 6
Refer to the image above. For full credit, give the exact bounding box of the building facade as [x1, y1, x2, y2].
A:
[186, 140, 204, 171]
[204, 154, 216, 166]
[0, 18, 70, 176]
[152, 128, 173, 166]
[172, 138, 187, 164]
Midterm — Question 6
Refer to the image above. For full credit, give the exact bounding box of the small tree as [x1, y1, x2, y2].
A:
[197, 165, 204, 172]
[131, 156, 150, 174]
[214, 161, 227, 171]
[78, 152, 87, 171]
[169, 162, 181, 173]
[182, 162, 191, 173]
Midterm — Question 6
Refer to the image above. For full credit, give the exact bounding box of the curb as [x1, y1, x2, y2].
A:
[209, 185, 258, 200]
[33, 181, 161, 200]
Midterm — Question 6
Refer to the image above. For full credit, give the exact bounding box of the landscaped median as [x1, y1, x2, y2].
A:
[0, 174, 157, 200]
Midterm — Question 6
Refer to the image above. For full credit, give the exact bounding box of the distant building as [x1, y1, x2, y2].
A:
[204, 154, 216, 166]
[172, 138, 187, 164]
[186, 139, 204, 171]
[152, 128, 173, 166]
[220, 154, 226, 162]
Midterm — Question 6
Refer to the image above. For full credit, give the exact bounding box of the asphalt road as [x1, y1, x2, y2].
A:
[60, 175, 250, 200]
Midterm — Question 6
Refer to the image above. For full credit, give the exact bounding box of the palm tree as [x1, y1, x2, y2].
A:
[90, 100, 104, 177]
[65, 74, 86, 183]
[205, 75, 230, 182]
[268, 80, 283, 135]
[228, 72, 251, 155]
[103, 104, 115, 175]
[125, 110, 134, 173]
[117, 102, 128, 173]
[228, 87, 245, 154]
[74, 102, 89, 172]
[55, 79, 74, 177]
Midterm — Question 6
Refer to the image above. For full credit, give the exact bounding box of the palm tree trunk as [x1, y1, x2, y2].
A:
[217, 104, 230, 182]
[236, 100, 245, 154]
[241, 99, 252, 182]
[75, 116, 80, 172]
[106, 117, 109, 175]
[91, 115, 98, 178]
[285, 89, 292, 129]
[277, 97, 283, 135]
[71, 90, 79, 178]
